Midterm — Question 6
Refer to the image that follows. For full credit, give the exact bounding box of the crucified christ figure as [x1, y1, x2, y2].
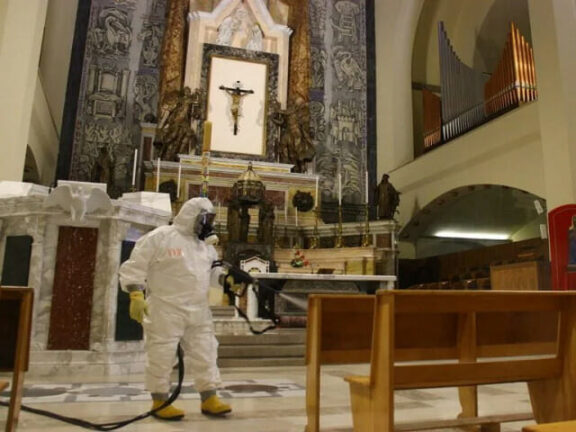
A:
[219, 81, 254, 135]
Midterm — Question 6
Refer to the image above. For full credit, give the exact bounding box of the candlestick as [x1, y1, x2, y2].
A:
[202, 121, 212, 153]
[338, 172, 342, 205]
[295, 208, 298, 227]
[284, 206, 288, 225]
[131, 148, 138, 187]
[156, 158, 160, 192]
[315, 175, 319, 208]
[218, 202, 221, 223]
[177, 163, 182, 198]
[365, 170, 369, 204]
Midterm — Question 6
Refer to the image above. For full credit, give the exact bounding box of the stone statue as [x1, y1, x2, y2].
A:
[157, 87, 203, 161]
[279, 98, 315, 173]
[239, 206, 250, 242]
[91, 145, 115, 188]
[227, 200, 241, 242]
[257, 201, 275, 244]
[269, 99, 286, 161]
[246, 24, 263, 51]
[375, 174, 400, 219]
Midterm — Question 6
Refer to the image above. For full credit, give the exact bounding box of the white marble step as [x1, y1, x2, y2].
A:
[219, 343, 305, 358]
[216, 329, 305, 345]
[216, 329, 305, 367]
[218, 357, 305, 367]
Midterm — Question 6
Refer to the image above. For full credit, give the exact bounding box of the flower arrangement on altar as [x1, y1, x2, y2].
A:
[290, 250, 309, 268]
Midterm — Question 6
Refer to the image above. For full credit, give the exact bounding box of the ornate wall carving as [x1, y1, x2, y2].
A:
[309, 0, 369, 209]
[68, 0, 167, 197]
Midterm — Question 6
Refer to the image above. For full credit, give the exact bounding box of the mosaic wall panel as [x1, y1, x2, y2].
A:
[309, 0, 369, 209]
[63, 0, 373, 205]
[68, 0, 167, 197]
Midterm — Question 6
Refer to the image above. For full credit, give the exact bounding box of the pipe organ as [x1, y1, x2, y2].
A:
[423, 21, 537, 152]
[485, 22, 537, 117]
[438, 22, 487, 143]
[422, 89, 442, 150]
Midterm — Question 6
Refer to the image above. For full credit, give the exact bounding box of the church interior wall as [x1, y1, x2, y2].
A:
[0, 0, 49, 182]
[28, 76, 59, 186]
[384, 0, 545, 248]
[39, 0, 79, 136]
[392, 102, 544, 229]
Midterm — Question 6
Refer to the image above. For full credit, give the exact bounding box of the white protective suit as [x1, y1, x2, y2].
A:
[119, 197, 224, 394]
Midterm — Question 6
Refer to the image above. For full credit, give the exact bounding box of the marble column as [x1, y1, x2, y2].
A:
[529, 0, 576, 210]
[0, 0, 49, 180]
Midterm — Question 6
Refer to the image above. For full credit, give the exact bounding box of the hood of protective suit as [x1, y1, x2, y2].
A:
[173, 197, 215, 236]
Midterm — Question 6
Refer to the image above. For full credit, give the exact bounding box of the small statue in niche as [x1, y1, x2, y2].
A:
[159, 179, 177, 202]
[156, 87, 203, 161]
[279, 97, 316, 173]
[227, 199, 242, 242]
[375, 174, 400, 219]
[91, 145, 115, 189]
[239, 206, 251, 242]
[257, 200, 275, 244]
[245, 23, 263, 51]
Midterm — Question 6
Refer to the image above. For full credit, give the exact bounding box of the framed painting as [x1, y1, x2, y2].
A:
[200, 43, 279, 161]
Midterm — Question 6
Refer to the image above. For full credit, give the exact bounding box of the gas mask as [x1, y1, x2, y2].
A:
[196, 211, 218, 245]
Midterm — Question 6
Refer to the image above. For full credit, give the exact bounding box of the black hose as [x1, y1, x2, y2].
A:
[0, 344, 185, 430]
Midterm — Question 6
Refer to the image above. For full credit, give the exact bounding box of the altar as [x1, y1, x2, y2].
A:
[242, 272, 396, 322]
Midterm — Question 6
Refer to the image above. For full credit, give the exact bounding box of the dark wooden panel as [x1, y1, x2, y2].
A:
[0, 299, 20, 370]
[114, 240, 143, 341]
[1, 235, 33, 286]
[48, 227, 98, 350]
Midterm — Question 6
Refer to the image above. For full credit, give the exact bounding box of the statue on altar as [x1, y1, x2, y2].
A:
[278, 97, 316, 173]
[376, 174, 400, 219]
[156, 87, 204, 161]
[91, 145, 115, 189]
[257, 200, 275, 244]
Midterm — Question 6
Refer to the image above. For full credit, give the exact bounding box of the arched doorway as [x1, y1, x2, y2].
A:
[398, 184, 548, 289]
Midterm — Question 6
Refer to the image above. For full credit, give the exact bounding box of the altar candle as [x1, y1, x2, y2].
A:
[202, 121, 212, 152]
[131, 148, 138, 187]
[315, 175, 319, 208]
[338, 172, 342, 206]
[284, 205, 288, 224]
[365, 170, 369, 204]
[177, 163, 182, 198]
[295, 207, 299, 227]
[156, 158, 161, 192]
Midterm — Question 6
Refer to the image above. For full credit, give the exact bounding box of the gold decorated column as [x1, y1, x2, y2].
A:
[157, 0, 189, 118]
[286, 0, 311, 109]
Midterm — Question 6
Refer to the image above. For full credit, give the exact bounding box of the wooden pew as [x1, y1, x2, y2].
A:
[343, 290, 576, 432]
[305, 294, 374, 432]
[0, 286, 34, 432]
[523, 420, 576, 431]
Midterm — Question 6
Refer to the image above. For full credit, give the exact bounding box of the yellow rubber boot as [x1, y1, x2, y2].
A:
[151, 399, 185, 421]
[200, 395, 232, 417]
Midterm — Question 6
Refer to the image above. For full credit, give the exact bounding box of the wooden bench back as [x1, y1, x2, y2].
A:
[307, 294, 374, 365]
[372, 290, 576, 390]
[0, 287, 33, 372]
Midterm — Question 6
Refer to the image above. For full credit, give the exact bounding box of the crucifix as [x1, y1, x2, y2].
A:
[219, 81, 254, 135]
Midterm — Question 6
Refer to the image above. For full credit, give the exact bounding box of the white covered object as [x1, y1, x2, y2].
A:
[0, 181, 49, 197]
[120, 191, 172, 215]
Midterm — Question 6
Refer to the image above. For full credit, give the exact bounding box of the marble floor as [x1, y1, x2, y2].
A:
[1, 364, 536, 432]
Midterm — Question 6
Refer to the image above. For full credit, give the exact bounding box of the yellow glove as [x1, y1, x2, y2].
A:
[226, 275, 245, 295]
[129, 291, 148, 323]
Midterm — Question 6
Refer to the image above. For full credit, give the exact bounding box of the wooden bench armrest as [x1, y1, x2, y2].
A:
[344, 376, 370, 386]
[0, 380, 8, 392]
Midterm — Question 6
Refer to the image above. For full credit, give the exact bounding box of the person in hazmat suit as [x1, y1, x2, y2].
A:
[119, 197, 231, 420]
